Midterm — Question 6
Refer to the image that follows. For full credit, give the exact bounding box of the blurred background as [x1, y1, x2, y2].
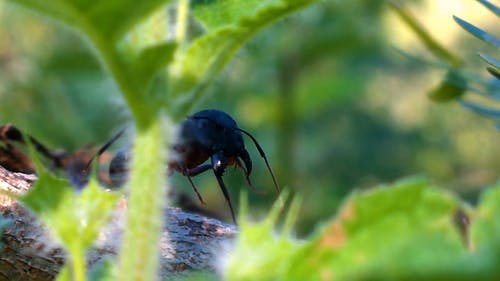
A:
[0, 0, 499, 236]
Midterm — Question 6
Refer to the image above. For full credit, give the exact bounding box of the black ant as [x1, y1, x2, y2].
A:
[90, 109, 281, 224]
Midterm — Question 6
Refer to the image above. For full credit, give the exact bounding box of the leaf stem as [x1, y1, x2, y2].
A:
[81, 22, 157, 127]
[70, 245, 86, 281]
[176, 0, 189, 45]
[117, 116, 169, 281]
[389, 1, 462, 67]
[76, 12, 169, 281]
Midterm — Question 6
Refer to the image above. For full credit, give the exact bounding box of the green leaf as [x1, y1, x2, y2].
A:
[487, 67, 500, 80]
[226, 191, 303, 281]
[8, 0, 172, 42]
[453, 16, 500, 49]
[6, 1, 75, 26]
[225, 179, 500, 280]
[287, 178, 469, 280]
[471, 184, 500, 251]
[6, 0, 174, 125]
[73, 179, 120, 247]
[170, 0, 317, 116]
[20, 156, 118, 281]
[191, 0, 277, 30]
[131, 42, 177, 88]
[20, 166, 74, 230]
[465, 184, 500, 279]
[428, 70, 467, 102]
[21, 174, 119, 250]
[83, 1, 170, 41]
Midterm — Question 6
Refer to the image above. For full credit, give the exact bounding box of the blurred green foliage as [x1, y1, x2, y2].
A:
[21, 156, 119, 281]
[2, 0, 500, 280]
[1, 0, 500, 238]
[197, 0, 500, 235]
[0, 4, 125, 150]
[1, 1, 321, 280]
[224, 178, 500, 280]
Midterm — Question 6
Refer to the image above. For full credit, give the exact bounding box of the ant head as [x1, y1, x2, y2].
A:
[189, 109, 280, 195]
[235, 128, 281, 195]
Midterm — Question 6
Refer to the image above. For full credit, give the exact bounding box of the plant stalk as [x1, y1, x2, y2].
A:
[176, 0, 189, 45]
[70, 245, 85, 281]
[117, 115, 169, 281]
[77, 13, 170, 281]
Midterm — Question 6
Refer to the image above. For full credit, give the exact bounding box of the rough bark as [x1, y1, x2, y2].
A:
[0, 165, 237, 280]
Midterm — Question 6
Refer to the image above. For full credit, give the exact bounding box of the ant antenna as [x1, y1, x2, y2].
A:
[84, 129, 126, 175]
[235, 128, 281, 196]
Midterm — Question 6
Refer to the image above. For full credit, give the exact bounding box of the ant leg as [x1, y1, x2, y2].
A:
[214, 171, 237, 225]
[183, 164, 211, 205]
[211, 153, 237, 224]
[185, 164, 211, 176]
[185, 174, 206, 205]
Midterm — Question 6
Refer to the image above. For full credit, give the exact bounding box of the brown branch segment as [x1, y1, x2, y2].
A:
[0, 165, 237, 280]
